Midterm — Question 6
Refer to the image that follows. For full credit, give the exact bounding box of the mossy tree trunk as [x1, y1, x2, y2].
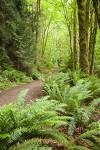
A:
[77, 0, 89, 74]
[89, 12, 97, 74]
[85, 0, 90, 53]
[92, 0, 100, 28]
[34, 0, 41, 65]
[73, 1, 78, 70]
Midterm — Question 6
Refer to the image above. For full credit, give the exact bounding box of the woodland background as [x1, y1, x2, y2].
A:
[0, 0, 100, 150]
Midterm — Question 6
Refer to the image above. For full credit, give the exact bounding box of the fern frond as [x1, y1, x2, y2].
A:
[40, 129, 73, 148]
[76, 128, 100, 140]
[70, 145, 90, 150]
[68, 118, 76, 136]
[80, 138, 97, 148]
[8, 127, 28, 144]
[0, 95, 70, 149]
[9, 138, 52, 150]
[17, 89, 29, 110]
[88, 121, 100, 129]
[89, 98, 100, 108]
[91, 136, 100, 146]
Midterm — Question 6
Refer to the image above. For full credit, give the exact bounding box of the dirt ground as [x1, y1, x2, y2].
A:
[0, 68, 59, 106]
[0, 80, 45, 106]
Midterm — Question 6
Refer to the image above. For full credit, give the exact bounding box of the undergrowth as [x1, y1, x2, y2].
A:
[0, 67, 32, 90]
[42, 71, 100, 149]
[0, 71, 100, 150]
[0, 91, 72, 150]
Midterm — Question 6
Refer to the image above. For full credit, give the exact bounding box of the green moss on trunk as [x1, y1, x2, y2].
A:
[77, 0, 89, 74]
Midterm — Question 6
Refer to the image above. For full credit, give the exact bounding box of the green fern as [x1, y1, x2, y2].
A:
[9, 138, 52, 150]
[70, 146, 90, 150]
[74, 127, 100, 150]
[43, 72, 100, 137]
[88, 76, 100, 98]
[68, 97, 100, 136]
[0, 95, 70, 150]
[17, 89, 29, 110]
[77, 128, 100, 140]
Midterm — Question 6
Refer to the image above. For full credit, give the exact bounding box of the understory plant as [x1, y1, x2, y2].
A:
[0, 71, 100, 150]
[42, 72, 91, 102]
[42, 72, 100, 149]
[0, 67, 32, 90]
[88, 75, 100, 98]
[0, 90, 72, 150]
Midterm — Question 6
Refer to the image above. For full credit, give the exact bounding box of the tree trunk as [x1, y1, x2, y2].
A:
[85, 0, 90, 52]
[77, 0, 89, 74]
[89, 13, 97, 74]
[61, 1, 73, 70]
[73, 1, 78, 70]
[34, 0, 41, 65]
[92, 0, 100, 28]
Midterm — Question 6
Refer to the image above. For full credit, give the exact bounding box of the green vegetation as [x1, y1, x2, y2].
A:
[0, 0, 100, 150]
[0, 75, 100, 149]
[43, 72, 100, 138]
[0, 91, 72, 150]
[0, 67, 32, 90]
[0, 0, 100, 84]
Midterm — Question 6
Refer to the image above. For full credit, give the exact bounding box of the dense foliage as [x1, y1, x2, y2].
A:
[0, 73, 100, 150]
[0, 67, 31, 90]
[42, 72, 100, 149]
[0, 0, 100, 150]
[0, 91, 72, 150]
[0, 0, 35, 76]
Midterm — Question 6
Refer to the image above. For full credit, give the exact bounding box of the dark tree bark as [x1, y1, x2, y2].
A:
[77, 0, 89, 74]
[73, 1, 78, 70]
[89, 13, 97, 74]
[92, 0, 100, 28]
[34, 0, 41, 65]
[85, 0, 90, 51]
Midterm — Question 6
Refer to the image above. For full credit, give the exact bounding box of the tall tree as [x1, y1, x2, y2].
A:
[89, 12, 97, 74]
[34, 0, 41, 64]
[92, 0, 100, 28]
[77, 0, 89, 74]
[73, 0, 78, 70]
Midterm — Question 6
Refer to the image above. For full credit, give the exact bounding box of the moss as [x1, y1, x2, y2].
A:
[77, 0, 89, 74]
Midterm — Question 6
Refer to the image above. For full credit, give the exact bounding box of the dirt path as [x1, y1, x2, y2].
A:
[0, 68, 59, 106]
[0, 80, 45, 106]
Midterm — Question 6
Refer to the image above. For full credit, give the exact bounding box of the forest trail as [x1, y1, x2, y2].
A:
[0, 68, 59, 106]
[0, 80, 45, 106]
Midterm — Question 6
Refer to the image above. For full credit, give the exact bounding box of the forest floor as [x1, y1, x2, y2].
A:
[0, 80, 45, 106]
[0, 67, 59, 106]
